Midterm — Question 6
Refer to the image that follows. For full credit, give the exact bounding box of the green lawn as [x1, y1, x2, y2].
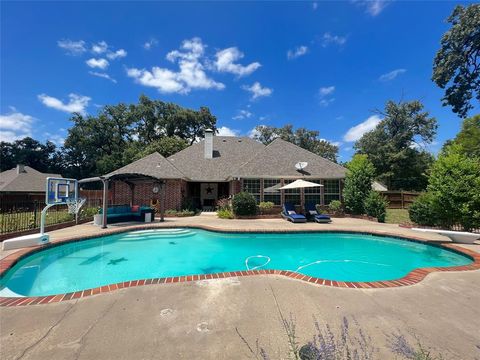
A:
[385, 208, 411, 225]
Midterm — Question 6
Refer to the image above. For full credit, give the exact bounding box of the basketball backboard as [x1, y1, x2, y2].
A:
[46, 177, 78, 205]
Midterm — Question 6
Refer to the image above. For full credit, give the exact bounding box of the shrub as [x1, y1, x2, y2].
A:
[328, 200, 343, 215]
[364, 191, 388, 222]
[181, 197, 194, 211]
[427, 146, 480, 231]
[232, 192, 257, 216]
[409, 193, 437, 226]
[165, 209, 178, 215]
[216, 197, 231, 210]
[343, 154, 376, 215]
[258, 201, 274, 214]
[217, 208, 234, 219]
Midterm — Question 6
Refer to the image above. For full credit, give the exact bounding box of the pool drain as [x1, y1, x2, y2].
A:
[245, 255, 271, 271]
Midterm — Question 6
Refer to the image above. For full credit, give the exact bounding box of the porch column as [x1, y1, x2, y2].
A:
[101, 178, 109, 229]
[280, 178, 285, 206]
[320, 179, 325, 207]
[160, 181, 166, 222]
[126, 182, 135, 206]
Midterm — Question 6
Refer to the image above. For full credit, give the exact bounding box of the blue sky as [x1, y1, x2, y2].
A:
[1, 0, 477, 161]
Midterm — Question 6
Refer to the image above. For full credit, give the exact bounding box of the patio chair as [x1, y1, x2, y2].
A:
[282, 203, 307, 223]
[304, 202, 332, 223]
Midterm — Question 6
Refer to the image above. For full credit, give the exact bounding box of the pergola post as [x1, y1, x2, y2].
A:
[101, 178, 109, 229]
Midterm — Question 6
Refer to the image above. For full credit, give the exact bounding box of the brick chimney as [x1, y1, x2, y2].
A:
[16, 164, 25, 174]
[204, 129, 213, 159]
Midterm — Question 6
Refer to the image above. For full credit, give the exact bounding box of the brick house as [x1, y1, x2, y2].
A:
[101, 130, 346, 212]
[0, 165, 62, 206]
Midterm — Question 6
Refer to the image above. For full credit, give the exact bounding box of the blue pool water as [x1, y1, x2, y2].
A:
[0, 228, 472, 296]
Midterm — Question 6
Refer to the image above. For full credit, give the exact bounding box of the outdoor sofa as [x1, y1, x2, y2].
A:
[281, 203, 307, 223]
[100, 205, 155, 224]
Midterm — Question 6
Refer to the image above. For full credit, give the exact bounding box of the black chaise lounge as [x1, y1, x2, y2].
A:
[282, 203, 307, 223]
[304, 202, 332, 223]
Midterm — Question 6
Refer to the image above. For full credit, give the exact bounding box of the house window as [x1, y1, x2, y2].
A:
[324, 179, 340, 205]
[242, 179, 260, 203]
[263, 179, 281, 205]
[283, 179, 301, 205]
[304, 179, 322, 206]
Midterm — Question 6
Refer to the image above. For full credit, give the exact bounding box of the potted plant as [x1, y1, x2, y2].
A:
[93, 207, 103, 226]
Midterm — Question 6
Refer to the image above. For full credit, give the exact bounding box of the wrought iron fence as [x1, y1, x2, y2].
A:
[0, 198, 103, 235]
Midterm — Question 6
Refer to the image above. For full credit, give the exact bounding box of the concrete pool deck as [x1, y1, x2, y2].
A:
[1, 215, 479, 359]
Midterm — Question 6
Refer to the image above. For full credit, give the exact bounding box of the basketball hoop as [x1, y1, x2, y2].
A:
[66, 198, 86, 214]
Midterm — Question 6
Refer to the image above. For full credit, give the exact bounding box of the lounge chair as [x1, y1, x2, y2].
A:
[304, 202, 332, 223]
[282, 203, 307, 223]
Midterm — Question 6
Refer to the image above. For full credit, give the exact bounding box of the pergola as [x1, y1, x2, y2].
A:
[78, 152, 186, 229]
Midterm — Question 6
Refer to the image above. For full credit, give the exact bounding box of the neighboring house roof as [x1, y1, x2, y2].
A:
[372, 181, 388, 192]
[234, 138, 347, 179]
[0, 166, 62, 193]
[167, 136, 265, 181]
[106, 152, 186, 180]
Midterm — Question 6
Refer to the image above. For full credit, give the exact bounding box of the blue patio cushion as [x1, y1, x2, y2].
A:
[315, 214, 331, 219]
[289, 214, 306, 220]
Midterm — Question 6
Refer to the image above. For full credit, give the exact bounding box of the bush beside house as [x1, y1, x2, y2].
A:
[232, 192, 257, 217]
[409, 145, 480, 231]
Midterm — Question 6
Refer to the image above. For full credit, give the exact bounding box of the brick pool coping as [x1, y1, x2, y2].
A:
[1, 224, 479, 307]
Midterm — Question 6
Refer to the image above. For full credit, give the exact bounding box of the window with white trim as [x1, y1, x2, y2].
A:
[304, 179, 322, 206]
[283, 179, 301, 205]
[263, 179, 281, 205]
[242, 179, 260, 203]
[324, 179, 340, 204]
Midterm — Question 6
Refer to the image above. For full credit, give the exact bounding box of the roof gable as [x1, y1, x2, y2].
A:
[167, 136, 265, 181]
[234, 138, 346, 179]
[106, 152, 185, 180]
[0, 166, 62, 193]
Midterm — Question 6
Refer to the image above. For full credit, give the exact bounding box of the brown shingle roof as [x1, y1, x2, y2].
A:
[105, 152, 186, 180]
[167, 136, 265, 181]
[0, 166, 62, 193]
[234, 138, 346, 179]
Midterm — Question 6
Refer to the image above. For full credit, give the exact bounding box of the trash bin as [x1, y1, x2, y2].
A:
[144, 212, 152, 223]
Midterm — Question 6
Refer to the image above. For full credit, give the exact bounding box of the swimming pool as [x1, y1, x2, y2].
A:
[0, 228, 473, 297]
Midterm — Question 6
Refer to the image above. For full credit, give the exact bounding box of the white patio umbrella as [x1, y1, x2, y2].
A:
[279, 179, 323, 210]
[279, 179, 323, 190]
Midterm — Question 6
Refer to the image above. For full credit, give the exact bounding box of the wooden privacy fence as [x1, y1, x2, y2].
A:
[381, 191, 420, 209]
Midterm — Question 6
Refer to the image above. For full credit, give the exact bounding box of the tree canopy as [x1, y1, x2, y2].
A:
[0, 137, 63, 173]
[354, 100, 437, 191]
[252, 124, 339, 162]
[432, 4, 480, 118]
[442, 114, 480, 157]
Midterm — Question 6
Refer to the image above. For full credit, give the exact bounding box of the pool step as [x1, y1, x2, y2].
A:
[118, 228, 195, 240]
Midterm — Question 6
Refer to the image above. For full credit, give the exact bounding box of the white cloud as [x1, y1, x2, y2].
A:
[353, 0, 389, 16]
[343, 115, 382, 142]
[44, 132, 65, 145]
[214, 47, 261, 77]
[86, 58, 109, 69]
[318, 86, 335, 107]
[321, 32, 347, 47]
[88, 71, 117, 83]
[91, 41, 108, 54]
[106, 49, 127, 60]
[0, 109, 35, 142]
[312, 2, 318, 10]
[242, 82, 273, 100]
[127, 37, 224, 94]
[287, 46, 309, 60]
[38, 93, 91, 114]
[232, 109, 253, 120]
[144, 38, 158, 50]
[319, 86, 335, 96]
[57, 39, 86, 55]
[217, 126, 240, 137]
[379, 68, 406, 82]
